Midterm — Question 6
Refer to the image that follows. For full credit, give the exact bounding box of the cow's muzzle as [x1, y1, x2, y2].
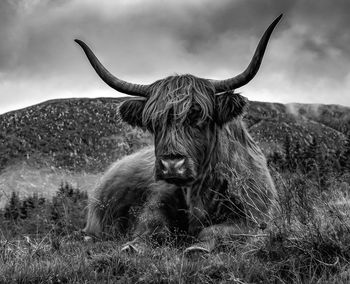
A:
[156, 157, 195, 185]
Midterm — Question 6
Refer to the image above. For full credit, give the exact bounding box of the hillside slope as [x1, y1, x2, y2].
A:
[0, 97, 150, 173]
[0, 98, 349, 173]
[246, 101, 349, 154]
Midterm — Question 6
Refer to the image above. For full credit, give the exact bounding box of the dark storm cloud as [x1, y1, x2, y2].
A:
[0, 0, 19, 70]
[0, 0, 350, 114]
[176, 0, 292, 52]
[294, 0, 350, 52]
[288, 0, 350, 79]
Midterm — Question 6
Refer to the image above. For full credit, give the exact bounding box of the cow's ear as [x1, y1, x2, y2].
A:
[119, 98, 146, 128]
[214, 91, 248, 126]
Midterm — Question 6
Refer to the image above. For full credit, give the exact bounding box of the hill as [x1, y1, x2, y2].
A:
[0, 97, 150, 173]
[0, 97, 349, 174]
[246, 101, 349, 154]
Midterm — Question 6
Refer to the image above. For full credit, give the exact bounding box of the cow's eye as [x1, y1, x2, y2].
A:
[187, 109, 201, 125]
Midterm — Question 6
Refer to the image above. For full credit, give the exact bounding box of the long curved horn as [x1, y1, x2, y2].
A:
[75, 39, 149, 97]
[210, 14, 283, 92]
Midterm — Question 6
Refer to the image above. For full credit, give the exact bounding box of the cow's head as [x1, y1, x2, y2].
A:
[117, 76, 247, 185]
[75, 15, 282, 185]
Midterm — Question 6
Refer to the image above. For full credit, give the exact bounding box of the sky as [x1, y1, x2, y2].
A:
[0, 0, 350, 114]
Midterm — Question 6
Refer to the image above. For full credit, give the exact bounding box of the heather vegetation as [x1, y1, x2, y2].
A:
[0, 98, 151, 173]
[0, 98, 350, 283]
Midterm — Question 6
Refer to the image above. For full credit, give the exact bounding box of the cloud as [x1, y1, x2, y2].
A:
[0, 0, 350, 114]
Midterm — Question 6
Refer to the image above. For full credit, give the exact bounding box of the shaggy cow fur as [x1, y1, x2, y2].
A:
[84, 75, 276, 253]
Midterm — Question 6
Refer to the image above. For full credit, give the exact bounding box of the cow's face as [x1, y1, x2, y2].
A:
[119, 76, 247, 185]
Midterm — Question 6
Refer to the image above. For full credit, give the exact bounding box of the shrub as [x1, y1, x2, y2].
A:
[0, 182, 88, 240]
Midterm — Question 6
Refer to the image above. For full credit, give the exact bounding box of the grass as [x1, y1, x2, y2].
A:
[0, 237, 285, 283]
[1, 172, 350, 283]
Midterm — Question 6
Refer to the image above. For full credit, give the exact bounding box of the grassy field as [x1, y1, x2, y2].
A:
[0, 162, 101, 208]
[1, 172, 350, 283]
[1, 98, 350, 282]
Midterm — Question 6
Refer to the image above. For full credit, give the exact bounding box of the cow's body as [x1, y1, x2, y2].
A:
[76, 15, 282, 253]
[84, 147, 155, 237]
[84, 117, 276, 251]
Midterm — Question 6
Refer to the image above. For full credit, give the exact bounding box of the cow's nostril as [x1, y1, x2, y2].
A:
[161, 159, 170, 169]
[160, 160, 169, 174]
[174, 159, 185, 169]
[174, 159, 185, 174]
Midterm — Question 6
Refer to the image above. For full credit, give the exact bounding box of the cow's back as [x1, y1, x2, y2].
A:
[97, 146, 156, 197]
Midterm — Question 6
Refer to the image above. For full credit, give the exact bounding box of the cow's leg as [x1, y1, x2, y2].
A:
[184, 222, 254, 254]
[121, 183, 186, 253]
[83, 200, 103, 238]
[183, 176, 275, 254]
[84, 188, 148, 240]
[184, 200, 271, 254]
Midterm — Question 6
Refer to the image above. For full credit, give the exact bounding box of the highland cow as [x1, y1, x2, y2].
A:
[76, 14, 282, 254]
